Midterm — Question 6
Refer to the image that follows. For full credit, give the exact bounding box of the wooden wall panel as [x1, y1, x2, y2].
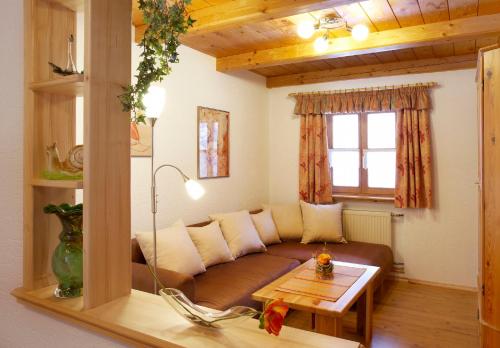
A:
[480, 46, 500, 348]
[83, 0, 132, 309]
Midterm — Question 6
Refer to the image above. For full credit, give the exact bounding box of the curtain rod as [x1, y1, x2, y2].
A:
[288, 82, 439, 97]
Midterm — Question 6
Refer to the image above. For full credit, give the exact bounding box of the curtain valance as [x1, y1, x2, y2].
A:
[293, 86, 431, 115]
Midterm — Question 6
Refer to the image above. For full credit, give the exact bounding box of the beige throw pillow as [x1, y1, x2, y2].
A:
[209, 210, 266, 258]
[251, 209, 281, 245]
[300, 201, 346, 244]
[135, 220, 206, 276]
[187, 221, 234, 267]
[263, 203, 304, 241]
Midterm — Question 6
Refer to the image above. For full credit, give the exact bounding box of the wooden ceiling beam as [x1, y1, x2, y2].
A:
[217, 13, 500, 72]
[266, 54, 477, 88]
[133, 0, 362, 43]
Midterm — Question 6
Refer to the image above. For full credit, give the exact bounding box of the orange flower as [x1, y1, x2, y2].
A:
[259, 299, 289, 336]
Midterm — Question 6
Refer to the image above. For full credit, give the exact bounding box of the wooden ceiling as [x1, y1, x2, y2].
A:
[132, 0, 500, 87]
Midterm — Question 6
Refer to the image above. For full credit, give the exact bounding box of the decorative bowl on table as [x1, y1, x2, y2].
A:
[159, 288, 259, 329]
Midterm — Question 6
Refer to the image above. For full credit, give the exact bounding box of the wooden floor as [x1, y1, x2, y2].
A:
[285, 280, 479, 348]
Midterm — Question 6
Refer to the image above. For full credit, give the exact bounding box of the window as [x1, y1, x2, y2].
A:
[327, 112, 396, 196]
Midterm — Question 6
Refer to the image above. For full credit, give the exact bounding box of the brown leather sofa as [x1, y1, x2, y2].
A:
[131, 219, 393, 311]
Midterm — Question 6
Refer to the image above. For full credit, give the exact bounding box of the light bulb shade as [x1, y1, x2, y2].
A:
[314, 37, 329, 53]
[184, 179, 205, 200]
[297, 21, 315, 39]
[143, 85, 166, 119]
[351, 24, 369, 41]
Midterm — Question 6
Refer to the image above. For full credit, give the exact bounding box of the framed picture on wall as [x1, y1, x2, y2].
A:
[197, 106, 230, 179]
[130, 122, 152, 157]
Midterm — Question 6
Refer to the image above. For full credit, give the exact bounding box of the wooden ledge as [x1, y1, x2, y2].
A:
[333, 194, 394, 203]
[32, 179, 83, 189]
[12, 286, 360, 348]
[30, 74, 84, 96]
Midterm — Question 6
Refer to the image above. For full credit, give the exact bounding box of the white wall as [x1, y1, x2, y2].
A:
[130, 45, 269, 232]
[0, 1, 478, 345]
[267, 69, 479, 288]
[0, 4, 268, 347]
[0, 1, 124, 346]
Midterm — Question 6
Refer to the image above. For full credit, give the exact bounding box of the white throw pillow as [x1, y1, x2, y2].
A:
[209, 210, 266, 258]
[251, 209, 281, 245]
[300, 201, 346, 244]
[187, 221, 234, 267]
[263, 203, 304, 241]
[135, 220, 206, 276]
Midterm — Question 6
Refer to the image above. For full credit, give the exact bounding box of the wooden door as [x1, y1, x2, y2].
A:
[480, 46, 500, 348]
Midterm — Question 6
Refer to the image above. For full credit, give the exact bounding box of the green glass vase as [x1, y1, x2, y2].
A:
[44, 203, 83, 298]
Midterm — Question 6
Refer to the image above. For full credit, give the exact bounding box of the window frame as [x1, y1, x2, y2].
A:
[327, 112, 396, 198]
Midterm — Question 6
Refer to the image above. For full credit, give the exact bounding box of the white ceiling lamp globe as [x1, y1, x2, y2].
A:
[297, 20, 315, 39]
[143, 85, 166, 119]
[351, 24, 369, 41]
[314, 37, 329, 53]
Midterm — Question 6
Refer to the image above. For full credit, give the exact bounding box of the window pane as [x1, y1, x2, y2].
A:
[330, 150, 359, 187]
[367, 112, 395, 149]
[366, 151, 396, 188]
[333, 114, 359, 149]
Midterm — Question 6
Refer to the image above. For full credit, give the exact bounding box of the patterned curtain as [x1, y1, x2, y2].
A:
[299, 113, 333, 204]
[293, 86, 433, 208]
[395, 109, 432, 208]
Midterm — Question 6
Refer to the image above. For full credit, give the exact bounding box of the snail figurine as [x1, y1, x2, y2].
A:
[45, 143, 83, 178]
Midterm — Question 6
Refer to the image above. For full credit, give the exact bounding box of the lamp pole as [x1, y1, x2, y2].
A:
[150, 162, 192, 294]
[148, 117, 158, 294]
[144, 86, 204, 294]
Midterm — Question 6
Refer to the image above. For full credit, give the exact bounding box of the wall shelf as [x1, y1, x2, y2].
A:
[32, 179, 83, 189]
[11, 286, 358, 348]
[30, 75, 84, 96]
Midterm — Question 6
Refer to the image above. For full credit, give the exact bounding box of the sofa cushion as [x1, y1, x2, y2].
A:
[266, 241, 393, 287]
[209, 210, 266, 259]
[194, 253, 300, 310]
[136, 220, 206, 276]
[300, 201, 345, 244]
[251, 209, 281, 245]
[187, 221, 234, 268]
[263, 203, 303, 241]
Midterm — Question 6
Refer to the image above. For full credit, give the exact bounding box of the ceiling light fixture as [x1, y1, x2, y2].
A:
[297, 20, 315, 39]
[296, 15, 370, 43]
[351, 24, 369, 41]
[314, 37, 329, 53]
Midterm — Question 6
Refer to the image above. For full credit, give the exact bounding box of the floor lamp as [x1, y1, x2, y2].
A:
[144, 86, 205, 294]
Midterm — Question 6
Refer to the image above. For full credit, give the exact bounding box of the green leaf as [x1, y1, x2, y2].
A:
[120, 0, 193, 123]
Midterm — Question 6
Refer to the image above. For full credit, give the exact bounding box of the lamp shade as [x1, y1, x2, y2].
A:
[297, 21, 315, 39]
[143, 85, 166, 119]
[184, 179, 205, 200]
[314, 37, 329, 53]
[351, 24, 369, 41]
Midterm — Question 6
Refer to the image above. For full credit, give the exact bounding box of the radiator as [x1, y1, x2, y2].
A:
[342, 209, 392, 248]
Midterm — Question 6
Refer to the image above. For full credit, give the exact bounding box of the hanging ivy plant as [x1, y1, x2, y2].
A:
[120, 0, 195, 124]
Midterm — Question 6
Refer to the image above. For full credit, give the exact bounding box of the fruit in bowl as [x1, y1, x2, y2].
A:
[317, 253, 332, 265]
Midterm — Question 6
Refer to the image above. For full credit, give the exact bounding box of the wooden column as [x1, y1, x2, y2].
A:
[479, 46, 500, 347]
[83, 0, 131, 309]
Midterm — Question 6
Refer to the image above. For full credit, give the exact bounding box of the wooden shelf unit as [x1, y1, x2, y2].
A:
[23, 0, 131, 310]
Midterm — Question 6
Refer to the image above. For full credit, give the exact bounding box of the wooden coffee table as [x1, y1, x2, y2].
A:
[252, 259, 380, 345]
